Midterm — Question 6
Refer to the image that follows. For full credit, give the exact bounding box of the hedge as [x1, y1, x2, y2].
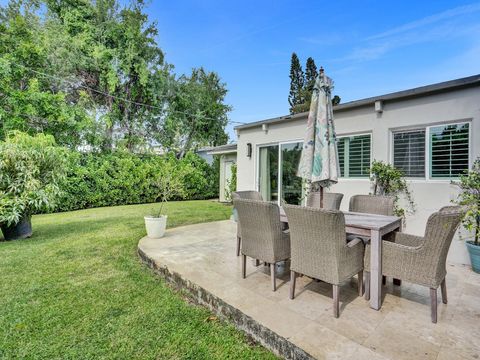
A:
[54, 151, 219, 212]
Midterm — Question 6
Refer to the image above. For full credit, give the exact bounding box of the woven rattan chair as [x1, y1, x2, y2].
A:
[233, 198, 290, 291]
[232, 191, 263, 256]
[349, 194, 395, 216]
[284, 204, 364, 318]
[364, 206, 464, 323]
[306, 191, 344, 210]
[348, 194, 396, 285]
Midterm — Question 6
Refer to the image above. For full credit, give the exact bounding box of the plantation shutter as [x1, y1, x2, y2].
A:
[393, 130, 425, 177]
[337, 135, 371, 178]
[348, 135, 371, 177]
[430, 123, 469, 178]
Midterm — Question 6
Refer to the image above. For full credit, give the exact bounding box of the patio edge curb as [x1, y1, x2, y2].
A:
[138, 246, 315, 360]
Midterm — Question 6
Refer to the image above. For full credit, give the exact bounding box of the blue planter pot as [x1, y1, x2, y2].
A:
[466, 241, 480, 274]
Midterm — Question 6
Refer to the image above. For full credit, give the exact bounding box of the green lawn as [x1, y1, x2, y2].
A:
[0, 201, 276, 359]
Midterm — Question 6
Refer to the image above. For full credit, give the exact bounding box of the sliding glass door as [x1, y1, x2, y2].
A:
[258, 141, 303, 205]
[258, 145, 279, 202]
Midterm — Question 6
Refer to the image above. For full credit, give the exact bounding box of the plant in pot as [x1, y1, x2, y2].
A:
[370, 160, 416, 220]
[453, 158, 480, 273]
[144, 159, 189, 239]
[0, 131, 67, 240]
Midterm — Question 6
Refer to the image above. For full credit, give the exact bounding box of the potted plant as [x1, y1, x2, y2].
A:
[370, 160, 416, 219]
[0, 131, 67, 240]
[454, 158, 480, 273]
[144, 159, 189, 239]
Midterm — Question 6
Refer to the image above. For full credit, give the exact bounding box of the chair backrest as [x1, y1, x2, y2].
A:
[306, 192, 344, 210]
[233, 198, 287, 262]
[232, 191, 263, 201]
[283, 204, 347, 282]
[422, 206, 464, 280]
[349, 195, 395, 216]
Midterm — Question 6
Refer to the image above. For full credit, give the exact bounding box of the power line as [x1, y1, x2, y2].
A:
[12, 63, 246, 125]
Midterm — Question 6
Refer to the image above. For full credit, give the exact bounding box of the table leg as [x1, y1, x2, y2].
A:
[392, 224, 402, 286]
[370, 229, 382, 310]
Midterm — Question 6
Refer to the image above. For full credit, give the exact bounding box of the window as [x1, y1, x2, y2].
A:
[338, 134, 371, 178]
[391, 122, 470, 180]
[430, 123, 470, 178]
[393, 130, 426, 177]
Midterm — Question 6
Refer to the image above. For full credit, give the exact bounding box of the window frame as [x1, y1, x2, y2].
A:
[337, 132, 373, 179]
[391, 128, 427, 179]
[389, 120, 471, 181]
[255, 139, 303, 205]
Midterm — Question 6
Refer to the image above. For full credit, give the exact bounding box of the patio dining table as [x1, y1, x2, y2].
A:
[279, 208, 402, 310]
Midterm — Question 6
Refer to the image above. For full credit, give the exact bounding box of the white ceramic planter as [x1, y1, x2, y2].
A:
[144, 215, 168, 239]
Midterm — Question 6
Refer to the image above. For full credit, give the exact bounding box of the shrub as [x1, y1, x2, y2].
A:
[0, 131, 68, 225]
[370, 160, 415, 218]
[453, 158, 480, 245]
[56, 151, 218, 212]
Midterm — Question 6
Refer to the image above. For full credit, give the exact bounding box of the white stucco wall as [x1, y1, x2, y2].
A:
[236, 86, 480, 265]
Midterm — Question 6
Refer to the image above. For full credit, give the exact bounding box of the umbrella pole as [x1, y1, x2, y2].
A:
[320, 187, 324, 208]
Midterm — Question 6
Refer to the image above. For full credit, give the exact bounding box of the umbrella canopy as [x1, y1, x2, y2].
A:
[297, 69, 339, 206]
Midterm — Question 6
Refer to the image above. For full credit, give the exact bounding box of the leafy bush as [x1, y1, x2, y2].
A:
[56, 151, 218, 212]
[0, 132, 68, 225]
[370, 160, 415, 218]
[453, 158, 480, 245]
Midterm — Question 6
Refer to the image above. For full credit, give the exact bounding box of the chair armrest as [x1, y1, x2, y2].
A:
[392, 232, 424, 247]
[347, 237, 362, 248]
[364, 240, 421, 271]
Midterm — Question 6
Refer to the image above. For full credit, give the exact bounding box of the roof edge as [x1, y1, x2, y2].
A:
[235, 74, 480, 131]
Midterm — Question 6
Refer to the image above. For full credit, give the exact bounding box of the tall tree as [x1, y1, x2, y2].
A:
[288, 52, 304, 114]
[0, 3, 89, 147]
[45, 0, 171, 151]
[305, 57, 318, 94]
[160, 68, 230, 158]
[0, 0, 231, 153]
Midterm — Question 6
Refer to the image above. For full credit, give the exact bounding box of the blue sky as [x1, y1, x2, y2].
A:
[148, 1, 480, 140]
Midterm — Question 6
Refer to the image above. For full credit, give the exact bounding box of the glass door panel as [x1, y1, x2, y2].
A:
[258, 145, 279, 202]
[280, 142, 303, 205]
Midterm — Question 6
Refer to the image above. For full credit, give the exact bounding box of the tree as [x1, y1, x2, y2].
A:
[160, 68, 230, 158]
[305, 57, 318, 94]
[1, 0, 231, 154]
[0, 4, 89, 147]
[44, 0, 171, 151]
[288, 53, 304, 114]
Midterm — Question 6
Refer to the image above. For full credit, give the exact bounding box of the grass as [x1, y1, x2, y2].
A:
[0, 200, 276, 359]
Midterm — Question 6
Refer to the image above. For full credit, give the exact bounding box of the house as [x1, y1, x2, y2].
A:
[206, 143, 237, 202]
[229, 74, 480, 265]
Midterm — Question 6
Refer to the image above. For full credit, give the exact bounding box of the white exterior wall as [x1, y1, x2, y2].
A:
[236, 86, 480, 265]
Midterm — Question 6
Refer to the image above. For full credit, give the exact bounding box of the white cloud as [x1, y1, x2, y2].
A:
[367, 2, 480, 40]
[337, 6, 480, 62]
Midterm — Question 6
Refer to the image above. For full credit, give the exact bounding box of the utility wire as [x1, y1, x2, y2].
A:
[12, 63, 246, 125]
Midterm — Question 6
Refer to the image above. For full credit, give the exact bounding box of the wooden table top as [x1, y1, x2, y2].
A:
[279, 208, 401, 231]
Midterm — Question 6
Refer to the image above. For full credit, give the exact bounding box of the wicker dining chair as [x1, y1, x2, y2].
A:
[232, 191, 263, 256]
[306, 191, 344, 210]
[233, 198, 290, 291]
[363, 206, 464, 323]
[349, 194, 395, 216]
[283, 204, 364, 318]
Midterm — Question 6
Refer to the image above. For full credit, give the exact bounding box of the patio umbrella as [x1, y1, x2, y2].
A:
[297, 67, 340, 208]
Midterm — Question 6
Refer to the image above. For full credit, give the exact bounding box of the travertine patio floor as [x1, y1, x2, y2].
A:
[138, 220, 480, 360]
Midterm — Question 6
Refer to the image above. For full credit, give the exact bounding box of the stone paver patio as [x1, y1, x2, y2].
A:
[138, 220, 480, 360]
